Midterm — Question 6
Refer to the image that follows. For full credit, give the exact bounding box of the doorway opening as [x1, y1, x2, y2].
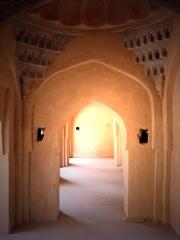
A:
[59, 101, 127, 222]
[60, 101, 126, 167]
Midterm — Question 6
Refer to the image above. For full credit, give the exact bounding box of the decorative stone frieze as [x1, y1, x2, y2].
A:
[122, 19, 171, 97]
[15, 21, 73, 97]
[15, 22, 72, 52]
[17, 46, 53, 67]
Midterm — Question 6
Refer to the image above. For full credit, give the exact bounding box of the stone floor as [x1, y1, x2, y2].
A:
[0, 158, 179, 240]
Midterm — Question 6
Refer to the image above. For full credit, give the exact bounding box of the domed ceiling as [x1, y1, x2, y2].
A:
[31, 0, 157, 27]
[31, 0, 158, 28]
[0, 0, 179, 29]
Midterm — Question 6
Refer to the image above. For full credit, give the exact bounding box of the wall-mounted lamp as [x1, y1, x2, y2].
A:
[138, 129, 148, 144]
[36, 128, 46, 141]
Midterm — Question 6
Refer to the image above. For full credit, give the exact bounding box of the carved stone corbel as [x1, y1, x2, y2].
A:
[122, 18, 171, 97]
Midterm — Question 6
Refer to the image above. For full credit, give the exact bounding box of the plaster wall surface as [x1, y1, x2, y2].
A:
[170, 69, 180, 234]
[0, 122, 2, 155]
[0, 85, 9, 233]
[61, 119, 72, 167]
[0, 24, 22, 233]
[0, 85, 6, 155]
[73, 103, 113, 158]
[128, 149, 155, 219]
[46, 31, 153, 86]
[0, 155, 9, 233]
[113, 118, 124, 166]
[162, 15, 180, 234]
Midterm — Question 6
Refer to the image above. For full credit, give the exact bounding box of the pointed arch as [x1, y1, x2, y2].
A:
[33, 59, 155, 148]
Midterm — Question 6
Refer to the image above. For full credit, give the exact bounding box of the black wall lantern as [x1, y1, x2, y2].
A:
[138, 129, 148, 144]
[36, 128, 46, 141]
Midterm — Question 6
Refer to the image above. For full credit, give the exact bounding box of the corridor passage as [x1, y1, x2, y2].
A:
[0, 159, 179, 240]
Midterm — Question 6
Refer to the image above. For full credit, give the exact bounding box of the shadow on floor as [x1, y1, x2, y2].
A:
[14, 212, 80, 234]
[59, 177, 76, 185]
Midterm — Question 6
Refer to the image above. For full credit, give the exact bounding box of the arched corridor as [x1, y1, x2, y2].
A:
[60, 101, 126, 166]
[28, 60, 154, 225]
[0, 1, 180, 238]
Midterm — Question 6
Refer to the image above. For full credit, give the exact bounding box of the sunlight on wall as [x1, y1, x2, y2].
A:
[73, 102, 113, 158]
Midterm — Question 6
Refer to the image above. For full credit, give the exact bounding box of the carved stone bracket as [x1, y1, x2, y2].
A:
[15, 21, 74, 98]
[17, 45, 53, 67]
[15, 22, 72, 52]
[122, 18, 171, 97]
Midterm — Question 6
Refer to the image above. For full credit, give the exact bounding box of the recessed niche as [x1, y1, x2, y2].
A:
[76, 127, 80, 131]
[36, 128, 46, 141]
[138, 129, 148, 144]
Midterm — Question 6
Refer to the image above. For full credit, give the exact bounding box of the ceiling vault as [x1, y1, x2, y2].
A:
[0, 0, 177, 97]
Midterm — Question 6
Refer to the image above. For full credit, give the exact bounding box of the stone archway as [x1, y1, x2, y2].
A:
[26, 60, 156, 223]
[60, 100, 127, 167]
[59, 100, 127, 217]
[36, 59, 155, 147]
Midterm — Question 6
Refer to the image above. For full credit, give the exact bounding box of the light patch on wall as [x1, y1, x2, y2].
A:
[73, 103, 114, 158]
